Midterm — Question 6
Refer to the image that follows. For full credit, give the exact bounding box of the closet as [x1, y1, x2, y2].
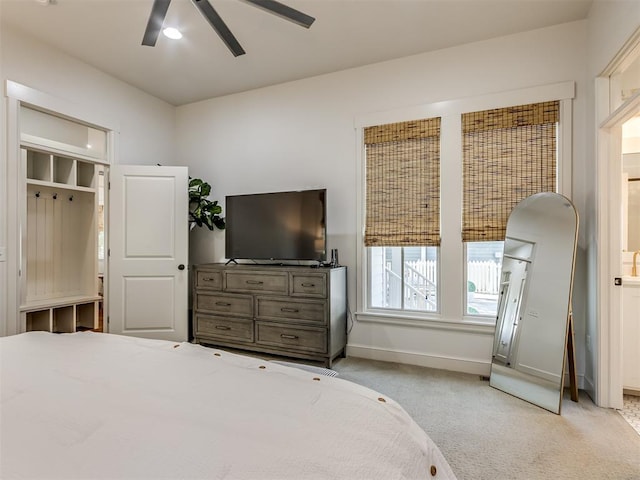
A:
[6, 81, 187, 342]
[18, 106, 106, 333]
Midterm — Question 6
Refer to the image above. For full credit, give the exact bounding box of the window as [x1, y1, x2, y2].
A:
[364, 117, 441, 314]
[357, 83, 572, 325]
[461, 101, 559, 317]
[610, 50, 640, 112]
[369, 246, 438, 312]
[20, 106, 107, 159]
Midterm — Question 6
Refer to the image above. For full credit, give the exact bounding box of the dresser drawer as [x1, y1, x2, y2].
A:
[290, 273, 327, 298]
[195, 270, 222, 290]
[256, 297, 326, 325]
[256, 322, 327, 354]
[225, 271, 288, 294]
[196, 293, 253, 317]
[195, 314, 254, 343]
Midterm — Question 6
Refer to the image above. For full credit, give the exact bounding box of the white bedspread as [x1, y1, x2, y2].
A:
[0, 332, 456, 479]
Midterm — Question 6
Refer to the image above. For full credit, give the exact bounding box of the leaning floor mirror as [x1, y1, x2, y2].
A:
[489, 192, 579, 414]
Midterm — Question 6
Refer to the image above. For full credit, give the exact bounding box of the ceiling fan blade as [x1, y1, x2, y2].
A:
[191, 0, 246, 57]
[243, 0, 315, 28]
[142, 0, 172, 46]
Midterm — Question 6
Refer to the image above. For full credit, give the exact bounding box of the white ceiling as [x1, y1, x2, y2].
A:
[1, 0, 593, 106]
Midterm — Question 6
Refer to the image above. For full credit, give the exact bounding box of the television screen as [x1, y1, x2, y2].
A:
[225, 189, 327, 262]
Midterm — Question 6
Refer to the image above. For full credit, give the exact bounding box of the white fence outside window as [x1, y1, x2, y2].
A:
[467, 260, 501, 294]
[377, 259, 502, 312]
[399, 259, 501, 295]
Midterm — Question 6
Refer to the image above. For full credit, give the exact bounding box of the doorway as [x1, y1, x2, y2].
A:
[598, 33, 640, 410]
[4, 81, 189, 342]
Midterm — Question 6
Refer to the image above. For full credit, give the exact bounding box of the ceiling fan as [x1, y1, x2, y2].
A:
[142, 0, 315, 57]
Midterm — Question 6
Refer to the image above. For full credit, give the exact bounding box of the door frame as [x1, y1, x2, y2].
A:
[596, 28, 640, 409]
[3, 80, 118, 336]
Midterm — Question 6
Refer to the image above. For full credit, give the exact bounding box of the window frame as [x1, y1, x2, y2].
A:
[355, 82, 574, 328]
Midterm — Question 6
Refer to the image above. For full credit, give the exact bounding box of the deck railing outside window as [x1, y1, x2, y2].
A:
[370, 249, 502, 315]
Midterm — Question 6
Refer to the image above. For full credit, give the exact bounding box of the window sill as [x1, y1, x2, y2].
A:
[355, 311, 495, 335]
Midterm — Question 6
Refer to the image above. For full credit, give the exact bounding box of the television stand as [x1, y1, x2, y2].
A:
[192, 263, 347, 367]
[225, 258, 238, 265]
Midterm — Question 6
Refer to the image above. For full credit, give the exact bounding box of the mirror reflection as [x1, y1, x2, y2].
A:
[492, 239, 533, 367]
[490, 192, 578, 414]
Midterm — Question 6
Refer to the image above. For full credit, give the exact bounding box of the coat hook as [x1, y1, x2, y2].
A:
[35, 191, 40, 198]
[69, 195, 74, 202]
[53, 193, 58, 200]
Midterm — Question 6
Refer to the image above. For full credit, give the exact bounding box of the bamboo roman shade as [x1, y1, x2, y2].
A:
[364, 117, 441, 247]
[462, 101, 559, 242]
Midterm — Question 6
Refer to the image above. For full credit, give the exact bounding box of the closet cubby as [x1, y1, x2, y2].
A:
[23, 301, 100, 333]
[75, 302, 98, 331]
[26, 150, 52, 182]
[76, 161, 95, 188]
[53, 155, 75, 185]
[25, 151, 97, 191]
[53, 306, 75, 333]
[26, 309, 51, 332]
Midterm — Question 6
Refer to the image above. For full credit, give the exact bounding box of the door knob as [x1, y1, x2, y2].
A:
[178, 264, 185, 270]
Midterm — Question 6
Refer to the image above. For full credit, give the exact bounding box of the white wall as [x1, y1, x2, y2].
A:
[587, 1, 640, 75]
[0, 24, 177, 335]
[1, 26, 176, 166]
[176, 21, 588, 375]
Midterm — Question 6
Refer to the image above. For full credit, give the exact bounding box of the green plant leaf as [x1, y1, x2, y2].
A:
[188, 176, 224, 231]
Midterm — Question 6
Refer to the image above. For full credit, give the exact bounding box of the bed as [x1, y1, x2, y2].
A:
[0, 331, 456, 479]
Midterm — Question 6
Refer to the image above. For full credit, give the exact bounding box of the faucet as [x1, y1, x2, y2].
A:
[634, 251, 640, 277]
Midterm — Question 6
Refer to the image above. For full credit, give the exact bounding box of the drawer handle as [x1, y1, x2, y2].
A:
[202, 277, 216, 281]
[281, 307, 299, 313]
[301, 283, 316, 287]
[215, 325, 231, 330]
[281, 334, 298, 340]
[215, 301, 232, 306]
[246, 280, 264, 285]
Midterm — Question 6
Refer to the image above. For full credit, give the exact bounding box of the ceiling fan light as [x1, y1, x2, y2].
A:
[162, 27, 183, 40]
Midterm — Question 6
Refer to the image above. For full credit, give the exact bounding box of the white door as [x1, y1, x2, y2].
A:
[108, 165, 189, 342]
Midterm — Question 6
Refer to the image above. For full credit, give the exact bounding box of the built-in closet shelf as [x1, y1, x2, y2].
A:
[17, 112, 104, 336]
[23, 296, 102, 333]
[26, 178, 96, 194]
[25, 150, 96, 190]
[21, 295, 103, 312]
[21, 131, 106, 163]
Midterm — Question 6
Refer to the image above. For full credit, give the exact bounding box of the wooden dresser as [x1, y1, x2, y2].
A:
[192, 263, 347, 367]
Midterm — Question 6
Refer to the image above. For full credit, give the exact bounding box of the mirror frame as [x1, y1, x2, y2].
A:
[489, 192, 578, 414]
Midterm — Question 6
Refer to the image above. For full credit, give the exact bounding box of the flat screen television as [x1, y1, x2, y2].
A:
[225, 189, 327, 262]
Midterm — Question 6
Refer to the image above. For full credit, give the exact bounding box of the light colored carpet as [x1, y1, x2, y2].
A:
[332, 357, 640, 480]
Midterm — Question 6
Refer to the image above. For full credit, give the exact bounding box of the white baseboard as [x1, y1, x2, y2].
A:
[583, 374, 595, 395]
[346, 344, 590, 388]
[563, 372, 586, 390]
[346, 344, 491, 376]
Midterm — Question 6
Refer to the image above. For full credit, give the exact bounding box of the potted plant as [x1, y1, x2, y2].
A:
[189, 177, 225, 230]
